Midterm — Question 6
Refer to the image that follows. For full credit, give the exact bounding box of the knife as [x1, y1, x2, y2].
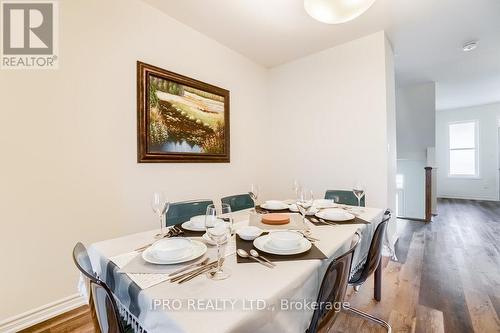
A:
[178, 259, 225, 284]
[170, 260, 218, 282]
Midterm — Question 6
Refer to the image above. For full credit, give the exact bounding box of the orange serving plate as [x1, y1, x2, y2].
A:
[261, 213, 291, 225]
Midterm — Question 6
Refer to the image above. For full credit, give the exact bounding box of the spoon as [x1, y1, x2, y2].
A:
[237, 249, 273, 268]
[249, 249, 276, 267]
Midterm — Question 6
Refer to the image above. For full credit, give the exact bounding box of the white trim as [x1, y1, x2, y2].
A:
[0, 294, 86, 333]
[438, 195, 498, 202]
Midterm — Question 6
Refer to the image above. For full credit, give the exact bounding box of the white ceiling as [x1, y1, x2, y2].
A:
[143, 0, 500, 110]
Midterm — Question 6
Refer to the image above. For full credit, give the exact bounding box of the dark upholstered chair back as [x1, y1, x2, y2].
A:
[221, 193, 254, 212]
[307, 232, 361, 333]
[72, 242, 128, 333]
[166, 199, 214, 226]
[349, 210, 390, 286]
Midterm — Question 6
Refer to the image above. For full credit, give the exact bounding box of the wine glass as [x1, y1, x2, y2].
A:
[220, 203, 234, 236]
[151, 192, 169, 239]
[292, 180, 302, 198]
[352, 182, 365, 208]
[248, 184, 260, 206]
[296, 189, 314, 233]
[205, 204, 230, 280]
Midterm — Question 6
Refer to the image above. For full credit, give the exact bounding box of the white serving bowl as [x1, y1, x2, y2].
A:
[152, 238, 192, 260]
[237, 226, 263, 241]
[268, 230, 302, 250]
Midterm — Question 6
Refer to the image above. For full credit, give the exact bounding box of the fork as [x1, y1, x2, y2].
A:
[318, 218, 337, 226]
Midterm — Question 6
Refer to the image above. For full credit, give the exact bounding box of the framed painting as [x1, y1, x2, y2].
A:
[137, 61, 230, 163]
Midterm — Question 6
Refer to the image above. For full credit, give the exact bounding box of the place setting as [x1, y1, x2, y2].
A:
[114, 202, 238, 288]
[235, 228, 326, 265]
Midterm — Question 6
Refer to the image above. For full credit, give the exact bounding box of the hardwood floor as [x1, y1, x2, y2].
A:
[21, 199, 500, 333]
[332, 198, 500, 333]
[18, 305, 94, 333]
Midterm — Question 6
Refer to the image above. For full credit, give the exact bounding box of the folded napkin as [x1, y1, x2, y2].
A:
[110, 251, 171, 289]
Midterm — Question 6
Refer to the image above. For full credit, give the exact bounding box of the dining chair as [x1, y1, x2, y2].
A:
[221, 193, 254, 212]
[72, 242, 133, 333]
[306, 231, 361, 333]
[166, 199, 214, 226]
[324, 190, 365, 207]
[344, 210, 392, 332]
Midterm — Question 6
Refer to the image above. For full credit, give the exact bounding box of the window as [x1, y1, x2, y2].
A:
[396, 174, 404, 190]
[448, 121, 477, 177]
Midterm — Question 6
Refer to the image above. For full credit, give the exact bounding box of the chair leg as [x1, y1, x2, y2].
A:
[342, 305, 392, 333]
[374, 261, 382, 301]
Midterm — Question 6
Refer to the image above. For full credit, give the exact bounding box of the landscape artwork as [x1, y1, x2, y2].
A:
[137, 61, 230, 162]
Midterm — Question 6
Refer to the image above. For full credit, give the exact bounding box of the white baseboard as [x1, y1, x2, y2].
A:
[0, 294, 87, 333]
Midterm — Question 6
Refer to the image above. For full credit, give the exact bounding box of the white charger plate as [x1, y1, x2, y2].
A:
[315, 208, 355, 221]
[142, 240, 207, 265]
[253, 234, 311, 255]
[260, 202, 289, 210]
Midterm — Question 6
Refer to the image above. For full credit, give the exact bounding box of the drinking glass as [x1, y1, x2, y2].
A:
[248, 184, 260, 206]
[151, 192, 169, 239]
[220, 203, 234, 236]
[205, 204, 230, 280]
[352, 182, 365, 208]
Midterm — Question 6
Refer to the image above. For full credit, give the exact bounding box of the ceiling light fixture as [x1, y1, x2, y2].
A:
[304, 0, 377, 24]
[462, 41, 478, 52]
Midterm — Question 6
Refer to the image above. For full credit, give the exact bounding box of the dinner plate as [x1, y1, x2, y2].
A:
[313, 199, 337, 209]
[253, 235, 312, 255]
[315, 208, 355, 222]
[260, 202, 289, 210]
[142, 240, 207, 265]
[202, 232, 229, 245]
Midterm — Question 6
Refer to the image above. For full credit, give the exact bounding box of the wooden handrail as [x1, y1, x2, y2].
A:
[425, 167, 433, 222]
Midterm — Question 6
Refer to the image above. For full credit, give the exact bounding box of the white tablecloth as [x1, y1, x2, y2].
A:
[87, 207, 384, 333]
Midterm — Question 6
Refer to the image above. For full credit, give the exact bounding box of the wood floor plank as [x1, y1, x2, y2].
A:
[415, 305, 445, 333]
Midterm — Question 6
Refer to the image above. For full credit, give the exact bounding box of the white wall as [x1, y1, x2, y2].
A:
[396, 83, 436, 160]
[0, 0, 270, 320]
[384, 38, 398, 246]
[268, 32, 396, 223]
[396, 82, 436, 218]
[436, 103, 500, 201]
[0, 0, 396, 324]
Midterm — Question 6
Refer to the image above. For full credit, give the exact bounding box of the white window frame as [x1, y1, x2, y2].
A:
[447, 120, 479, 178]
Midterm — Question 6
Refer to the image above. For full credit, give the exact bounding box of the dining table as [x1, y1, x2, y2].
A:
[85, 205, 385, 333]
